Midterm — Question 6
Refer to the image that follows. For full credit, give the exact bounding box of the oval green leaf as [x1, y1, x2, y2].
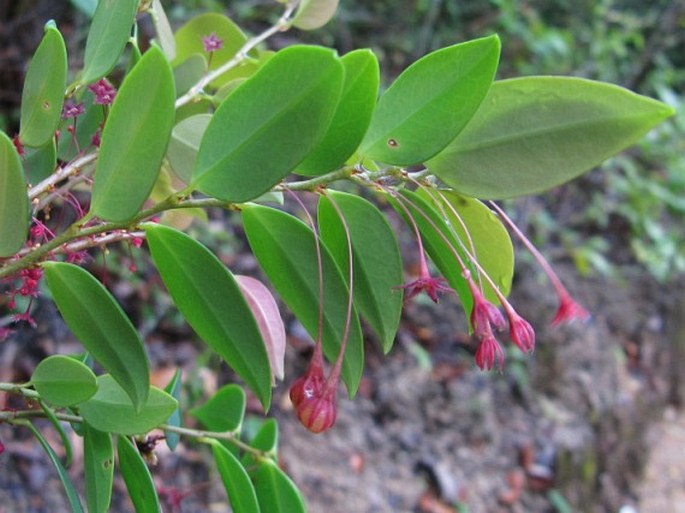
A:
[191, 45, 344, 203]
[83, 422, 114, 513]
[427, 76, 677, 199]
[318, 191, 403, 353]
[24, 140, 56, 185]
[292, 0, 339, 30]
[117, 435, 162, 513]
[163, 368, 182, 451]
[19, 22, 67, 148]
[151, 0, 176, 61]
[297, 49, 379, 176]
[0, 132, 29, 257]
[91, 45, 175, 222]
[253, 460, 306, 513]
[42, 262, 149, 411]
[31, 355, 97, 407]
[358, 35, 500, 166]
[80, 375, 177, 435]
[189, 384, 246, 433]
[211, 441, 261, 513]
[80, 0, 138, 84]
[242, 418, 278, 469]
[166, 114, 211, 183]
[242, 204, 364, 397]
[143, 223, 272, 410]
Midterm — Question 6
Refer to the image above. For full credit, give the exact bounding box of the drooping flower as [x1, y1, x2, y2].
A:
[88, 79, 117, 105]
[202, 32, 223, 53]
[91, 128, 101, 148]
[61, 100, 85, 119]
[467, 278, 505, 338]
[294, 386, 337, 434]
[506, 308, 535, 353]
[475, 334, 505, 372]
[399, 252, 451, 303]
[552, 292, 591, 327]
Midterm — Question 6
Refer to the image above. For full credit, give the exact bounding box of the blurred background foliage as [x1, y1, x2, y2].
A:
[5, 0, 685, 281]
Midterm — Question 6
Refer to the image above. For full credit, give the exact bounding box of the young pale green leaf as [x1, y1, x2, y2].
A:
[117, 435, 162, 513]
[42, 262, 149, 411]
[236, 275, 286, 383]
[191, 45, 344, 203]
[166, 114, 211, 183]
[26, 422, 85, 513]
[358, 35, 500, 166]
[31, 355, 97, 407]
[241, 418, 279, 469]
[80, 0, 138, 84]
[211, 441, 261, 513]
[143, 223, 272, 410]
[151, 0, 176, 61]
[24, 140, 56, 185]
[297, 49, 380, 176]
[253, 460, 306, 513]
[189, 384, 246, 433]
[427, 76, 677, 199]
[172, 54, 207, 98]
[90, 46, 175, 222]
[242, 204, 364, 397]
[292, 0, 339, 30]
[19, 22, 67, 148]
[318, 191, 403, 353]
[172, 13, 250, 88]
[83, 422, 114, 513]
[0, 132, 29, 257]
[416, 189, 514, 301]
[80, 375, 177, 435]
[163, 368, 182, 451]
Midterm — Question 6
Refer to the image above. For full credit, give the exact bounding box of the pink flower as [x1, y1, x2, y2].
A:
[399, 274, 451, 303]
[295, 388, 337, 434]
[12, 135, 24, 157]
[507, 309, 535, 353]
[61, 100, 84, 119]
[88, 79, 117, 105]
[552, 293, 591, 326]
[91, 129, 101, 148]
[468, 280, 505, 338]
[475, 334, 505, 372]
[202, 32, 223, 53]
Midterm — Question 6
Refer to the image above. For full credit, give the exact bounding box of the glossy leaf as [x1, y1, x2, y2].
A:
[428, 76, 677, 199]
[163, 368, 182, 451]
[292, 0, 339, 30]
[31, 355, 97, 407]
[144, 223, 272, 409]
[253, 461, 306, 513]
[91, 46, 175, 222]
[117, 435, 162, 513]
[211, 441, 261, 513]
[81, 0, 138, 84]
[80, 375, 177, 436]
[318, 191, 403, 353]
[166, 114, 211, 183]
[27, 422, 85, 513]
[24, 140, 56, 184]
[297, 49, 379, 175]
[0, 132, 29, 257]
[235, 275, 286, 383]
[172, 13, 246, 87]
[192, 45, 344, 203]
[359, 35, 500, 166]
[242, 204, 364, 397]
[43, 262, 149, 411]
[19, 22, 67, 148]
[83, 422, 114, 513]
[189, 384, 246, 432]
[242, 418, 278, 469]
[173, 53, 206, 99]
[151, 0, 176, 61]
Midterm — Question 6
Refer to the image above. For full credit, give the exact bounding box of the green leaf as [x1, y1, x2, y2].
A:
[211, 441, 261, 513]
[150, 0, 176, 61]
[80, 375, 177, 435]
[189, 384, 246, 432]
[359, 35, 500, 166]
[191, 45, 343, 203]
[23, 140, 56, 184]
[83, 422, 114, 513]
[43, 262, 149, 411]
[31, 355, 97, 407]
[242, 418, 278, 469]
[253, 461, 306, 513]
[80, 0, 138, 84]
[172, 13, 247, 87]
[173, 54, 207, 99]
[162, 369, 182, 451]
[292, 0, 339, 30]
[0, 132, 29, 257]
[144, 223, 272, 409]
[166, 114, 211, 183]
[26, 421, 85, 513]
[427, 76, 677, 199]
[242, 204, 364, 397]
[318, 191, 403, 353]
[19, 22, 67, 148]
[90, 45, 175, 222]
[117, 435, 162, 513]
[39, 398, 74, 467]
[297, 49, 379, 176]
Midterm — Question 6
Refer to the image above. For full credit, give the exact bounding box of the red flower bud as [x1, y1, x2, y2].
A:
[475, 334, 505, 372]
[295, 389, 337, 434]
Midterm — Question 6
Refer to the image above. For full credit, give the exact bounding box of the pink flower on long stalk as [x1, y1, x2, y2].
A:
[552, 291, 591, 326]
[475, 334, 505, 371]
[399, 254, 451, 303]
[506, 308, 536, 353]
[466, 278, 505, 338]
[202, 32, 223, 53]
[88, 79, 117, 105]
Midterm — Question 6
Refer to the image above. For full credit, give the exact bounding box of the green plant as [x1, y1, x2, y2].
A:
[0, 0, 674, 511]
